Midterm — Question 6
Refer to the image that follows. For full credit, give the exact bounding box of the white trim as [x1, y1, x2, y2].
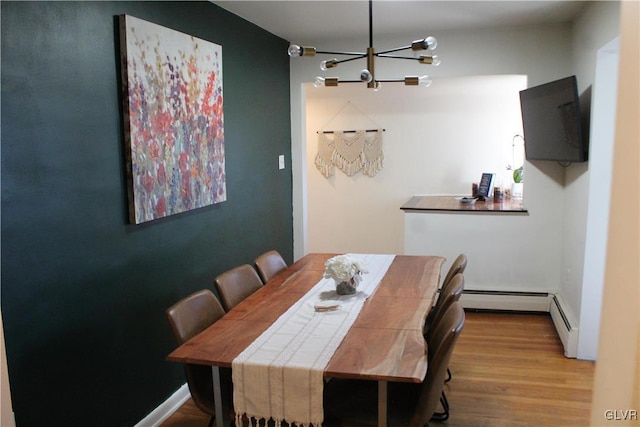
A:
[459, 290, 553, 312]
[578, 36, 619, 361]
[135, 383, 190, 427]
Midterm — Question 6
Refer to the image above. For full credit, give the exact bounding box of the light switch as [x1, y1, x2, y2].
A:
[278, 155, 285, 170]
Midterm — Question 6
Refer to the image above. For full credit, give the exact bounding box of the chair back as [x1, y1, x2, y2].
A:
[214, 264, 263, 311]
[409, 302, 465, 427]
[425, 273, 464, 340]
[442, 254, 467, 290]
[166, 289, 226, 344]
[166, 289, 227, 417]
[254, 250, 287, 284]
[441, 253, 467, 288]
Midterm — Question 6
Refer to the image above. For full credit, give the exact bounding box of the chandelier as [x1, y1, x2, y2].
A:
[287, 0, 440, 90]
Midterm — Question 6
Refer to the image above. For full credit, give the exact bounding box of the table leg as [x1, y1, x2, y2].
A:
[212, 366, 229, 427]
[378, 380, 388, 427]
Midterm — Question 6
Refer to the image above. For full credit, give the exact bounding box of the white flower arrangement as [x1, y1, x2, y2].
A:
[323, 254, 369, 284]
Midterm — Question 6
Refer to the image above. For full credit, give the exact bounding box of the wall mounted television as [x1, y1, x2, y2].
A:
[519, 75, 590, 163]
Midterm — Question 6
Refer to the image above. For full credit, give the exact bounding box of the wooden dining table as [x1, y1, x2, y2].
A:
[167, 253, 445, 427]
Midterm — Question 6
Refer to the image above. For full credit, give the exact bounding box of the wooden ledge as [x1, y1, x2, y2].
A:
[400, 195, 528, 214]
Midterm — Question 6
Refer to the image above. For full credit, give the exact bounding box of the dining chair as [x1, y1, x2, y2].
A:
[424, 272, 464, 384]
[165, 289, 231, 427]
[425, 273, 465, 340]
[442, 253, 467, 291]
[254, 250, 287, 284]
[213, 264, 263, 311]
[426, 253, 466, 330]
[323, 302, 465, 426]
[410, 301, 466, 425]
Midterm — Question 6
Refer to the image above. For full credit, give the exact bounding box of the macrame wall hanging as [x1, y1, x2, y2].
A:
[315, 102, 385, 178]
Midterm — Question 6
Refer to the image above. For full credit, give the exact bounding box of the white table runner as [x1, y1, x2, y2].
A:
[232, 254, 395, 427]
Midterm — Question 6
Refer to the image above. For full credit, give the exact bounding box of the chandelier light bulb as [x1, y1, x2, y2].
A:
[418, 75, 432, 88]
[426, 36, 437, 50]
[431, 55, 441, 66]
[373, 81, 382, 92]
[313, 76, 326, 88]
[288, 45, 302, 57]
[360, 69, 373, 83]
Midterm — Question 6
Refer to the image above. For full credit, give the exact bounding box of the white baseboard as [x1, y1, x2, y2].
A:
[549, 294, 579, 358]
[459, 289, 553, 312]
[135, 383, 190, 427]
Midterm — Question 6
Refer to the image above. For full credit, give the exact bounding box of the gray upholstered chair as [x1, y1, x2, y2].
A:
[213, 264, 263, 311]
[165, 289, 231, 427]
[254, 250, 287, 284]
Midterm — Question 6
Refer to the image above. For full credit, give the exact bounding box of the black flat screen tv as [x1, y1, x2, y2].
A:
[519, 75, 589, 162]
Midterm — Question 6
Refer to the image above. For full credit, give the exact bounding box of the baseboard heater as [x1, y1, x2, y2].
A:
[459, 289, 552, 312]
[457, 289, 578, 358]
[549, 294, 579, 358]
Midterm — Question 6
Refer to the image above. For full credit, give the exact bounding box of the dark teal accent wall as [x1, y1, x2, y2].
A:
[1, 1, 292, 425]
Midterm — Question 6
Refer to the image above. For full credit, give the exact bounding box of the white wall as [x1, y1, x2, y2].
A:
[291, 22, 574, 260]
[306, 76, 526, 254]
[304, 76, 571, 295]
[292, 22, 574, 296]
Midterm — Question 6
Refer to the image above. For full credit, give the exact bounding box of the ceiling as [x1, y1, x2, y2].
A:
[211, 1, 587, 44]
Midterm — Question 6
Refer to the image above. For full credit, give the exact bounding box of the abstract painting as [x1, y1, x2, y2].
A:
[119, 15, 226, 224]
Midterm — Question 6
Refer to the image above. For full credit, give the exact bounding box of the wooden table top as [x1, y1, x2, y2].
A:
[167, 253, 445, 383]
[400, 195, 528, 213]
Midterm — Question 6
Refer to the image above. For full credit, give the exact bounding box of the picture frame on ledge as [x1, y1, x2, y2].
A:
[476, 173, 495, 201]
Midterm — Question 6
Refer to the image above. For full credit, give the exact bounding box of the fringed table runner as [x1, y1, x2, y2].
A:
[232, 254, 396, 427]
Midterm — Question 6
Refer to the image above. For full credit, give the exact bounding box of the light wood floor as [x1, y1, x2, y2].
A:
[160, 311, 595, 427]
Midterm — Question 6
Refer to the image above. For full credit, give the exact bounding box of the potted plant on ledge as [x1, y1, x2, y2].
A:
[512, 165, 524, 200]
